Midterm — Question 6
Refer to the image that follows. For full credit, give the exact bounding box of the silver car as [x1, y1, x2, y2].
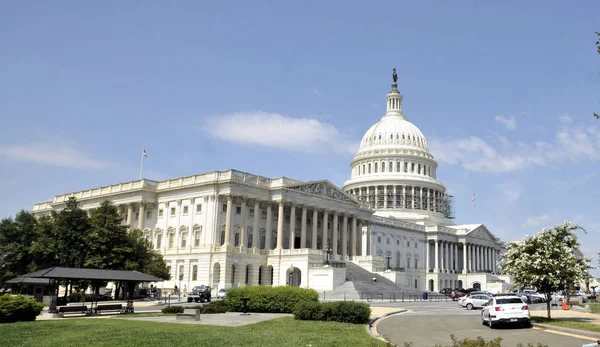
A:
[461, 294, 491, 310]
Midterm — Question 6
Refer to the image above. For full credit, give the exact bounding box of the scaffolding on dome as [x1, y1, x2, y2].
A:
[441, 194, 455, 220]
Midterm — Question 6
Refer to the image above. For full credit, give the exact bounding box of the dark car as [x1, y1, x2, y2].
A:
[440, 288, 453, 295]
[187, 285, 212, 303]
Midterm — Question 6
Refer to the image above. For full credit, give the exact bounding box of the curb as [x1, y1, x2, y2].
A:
[532, 322, 600, 340]
[367, 310, 407, 342]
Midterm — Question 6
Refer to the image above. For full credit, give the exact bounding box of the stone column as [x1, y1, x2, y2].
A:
[322, 211, 329, 249]
[434, 239, 439, 272]
[332, 212, 339, 258]
[223, 196, 233, 246]
[350, 216, 357, 257]
[265, 204, 272, 250]
[361, 223, 369, 256]
[384, 186, 388, 208]
[453, 243, 458, 272]
[341, 214, 348, 259]
[462, 242, 467, 274]
[137, 203, 145, 230]
[126, 204, 134, 227]
[252, 201, 260, 249]
[239, 199, 247, 248]
[289, 204, 296, 249]
[393, 186, 397, 208]
[276, 201, 284, 250]
[426, 240, 430, 271]
[300, 206, 307, 249]
[312, 209, 318, 249]
[449, 242, 453, 273]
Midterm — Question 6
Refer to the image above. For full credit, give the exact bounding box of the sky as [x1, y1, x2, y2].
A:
[1, 1, 599, 276]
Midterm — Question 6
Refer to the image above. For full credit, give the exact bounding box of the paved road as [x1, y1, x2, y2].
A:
[376, 301, 596, 347]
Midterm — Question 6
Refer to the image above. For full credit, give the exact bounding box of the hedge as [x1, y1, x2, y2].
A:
[0, 294, 45, 323]
[161, 306, 184, 314]
[225, 286, 319, 313]
[200, 300, 229, 314]
[293, 301, 371, 324]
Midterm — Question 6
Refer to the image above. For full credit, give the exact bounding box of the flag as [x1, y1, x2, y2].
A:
[472, 192, 476, 206]
[142, 148, 147, 157]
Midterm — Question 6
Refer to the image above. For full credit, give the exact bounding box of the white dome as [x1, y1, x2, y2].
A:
[358, 114, 429, 153]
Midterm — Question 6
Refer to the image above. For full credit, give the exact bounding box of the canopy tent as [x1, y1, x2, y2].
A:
[21, 267, 163, 313]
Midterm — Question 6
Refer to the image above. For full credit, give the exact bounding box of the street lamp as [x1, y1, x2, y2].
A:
[325, 239, 333, 266]
[385, 251, 392, 271]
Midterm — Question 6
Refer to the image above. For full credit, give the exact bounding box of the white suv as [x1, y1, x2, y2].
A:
[481, 295, 531, 328]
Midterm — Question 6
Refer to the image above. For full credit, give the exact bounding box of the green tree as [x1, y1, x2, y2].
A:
[125, 229, 170, 280]
[29, 216, 59, 270]
[51, 197, 91, 268]
[0, 211, 39, 285]
[85, 201, 130, 270]
[499, 221, 592, 319]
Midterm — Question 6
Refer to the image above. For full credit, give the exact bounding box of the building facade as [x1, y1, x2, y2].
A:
[32, 76, 510, 294]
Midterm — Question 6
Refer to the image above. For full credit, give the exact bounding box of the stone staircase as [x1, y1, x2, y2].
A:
[322, 262, 422, 300]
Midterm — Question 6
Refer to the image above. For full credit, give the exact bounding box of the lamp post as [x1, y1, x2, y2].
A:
[325, 239, 333, 266]
[385, 251, 392, 271]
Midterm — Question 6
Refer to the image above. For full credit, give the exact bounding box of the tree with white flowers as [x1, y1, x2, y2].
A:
[499, 221, 592, 319]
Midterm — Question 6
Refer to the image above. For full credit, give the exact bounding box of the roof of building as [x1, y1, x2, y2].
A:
[22, 267, 163, 282]
[5, 276, 51, 285]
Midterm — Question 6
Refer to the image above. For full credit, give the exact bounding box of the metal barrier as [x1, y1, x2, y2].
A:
[321, 291, 453, 302]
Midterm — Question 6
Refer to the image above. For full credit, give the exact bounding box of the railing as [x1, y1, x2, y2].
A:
[308, 261, 346, 268]
[359, 292, 452, 302]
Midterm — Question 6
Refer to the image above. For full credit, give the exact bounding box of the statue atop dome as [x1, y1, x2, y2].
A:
[392, 68, 398, 83]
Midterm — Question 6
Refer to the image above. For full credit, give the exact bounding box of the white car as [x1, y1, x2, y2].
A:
[481, 295, 531, 329]
[522, 289, 546, 302]
[459, 294, 491, 310]
[216, 288, 227, 299]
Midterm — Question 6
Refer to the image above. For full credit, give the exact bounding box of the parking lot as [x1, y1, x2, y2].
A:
[374, 301, 598, 347]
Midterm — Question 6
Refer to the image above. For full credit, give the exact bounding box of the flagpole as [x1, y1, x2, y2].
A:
[139, 147, 145, 180]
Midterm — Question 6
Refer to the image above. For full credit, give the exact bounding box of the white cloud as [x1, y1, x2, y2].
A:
[495, 181, 523, 202]
[522, 214, 551, 228]
[558, 114, 573, 124]
[312, 88, 324, 96]
[203, 111, 358, 155]
[495, 115, 516, 130]
[430, 119, 600, 174]
[0, 141, 107, 169]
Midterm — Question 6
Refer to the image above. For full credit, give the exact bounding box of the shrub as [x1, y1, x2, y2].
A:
[161, 305, 184, 314]
[0, 294, 44, 323]
[321, 301, 371, 324]
[201, 300, 230, 314]
[225, 286, 319, 313]
[293, 300, 324, 321]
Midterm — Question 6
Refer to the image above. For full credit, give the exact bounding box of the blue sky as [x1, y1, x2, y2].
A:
[1, 1, 599, 275]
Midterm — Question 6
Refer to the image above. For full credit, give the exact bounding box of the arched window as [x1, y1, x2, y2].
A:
[381, 162, 385, 172]
[156, 234, 162, 249]
[374, 162, 378, 173]
[418, 164, 421, 175]
[368, 163, 371, 173]
[389, 161, 393, 172]
[193, 226, 202, 247]
[397, 162, 400, 171]
[363, 164, 366, 174]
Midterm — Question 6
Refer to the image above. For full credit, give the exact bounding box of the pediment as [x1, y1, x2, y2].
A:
[286, 180, 357, 204]
[466, 225, 496, 242]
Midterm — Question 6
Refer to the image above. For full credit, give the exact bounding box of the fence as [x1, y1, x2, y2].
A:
[319, 291, 453, 302]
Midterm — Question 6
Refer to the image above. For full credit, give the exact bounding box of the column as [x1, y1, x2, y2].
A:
[126, 204, 134, 227]
[341, 214, 348, 259]
[434, 240, 439, 272]
[449, 242, 453, 273]
[332, 212, 339, 258]
[426, 240, 430, 271]
[402, 185, 406, 208]
[300, 206, 307, 248]
[312, 209, 318, 249]
[453, 243, 458, 272]
[322, 210, 329, 249]
[223, 196, 232, 246]
[289, 204, 296, 249]
[137, 203, 145, 230]
[239, 199, 247, 248]
[350, 216, 357, 257]
[265, 204, 272, 250]
[393, 186, 397, 208]
[361, 223, 369, 256]
[252, 201, 260, 249]
[384, 186, 388, 208]
[462, 242, 467, 274]
[276, 201, 284, 250]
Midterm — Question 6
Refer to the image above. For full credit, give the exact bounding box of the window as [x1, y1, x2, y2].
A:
[146, 210, 152, 219]
[397, 162, 401, 171]
[236, 206, 241, 215]
[363, 164, 366, 174]
[386, 238, 390, 244]
[222, 204, 227, 212]
[194, 226, 202, 247]
[389, 161, 393, 172]
[415, 242, 418, 249]
[411, 163, 415, 173]
[192, 265, 198, 281]
[170, 207, 176, 216]
[407, 241, 410, 247]
[285, 215, 290, 223]
[196, 204, 202, 213]
[374, 162, 378, 173]
[273, 213, 278, 221]
[368, 163, 371, 173]
[156, 234, 162, 249]
[183, 206, 189, 215]
[135, 212, 139, 220]
[180, 232, 187, 248]
[249, 208, 254, 217]
[381, 162, 385, 172]
[414, 258, 418, 269]
[377, 236, 382, 243]
[406, 257, 411, 269]
[168, 234, 174, 248]
[396, 240, 400, 245]
[158, 209, 164, 218]
[179, 265, 184, 281]
[261, 210, 267, 219]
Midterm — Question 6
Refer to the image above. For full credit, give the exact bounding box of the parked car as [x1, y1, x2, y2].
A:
[440, 288, 453, 295]
[216, 288, 227, 299]
[187, 285, 212, 303]
[459, 294, 491, 310]
[481, 295, 531, 328]
[522, 289, 546, 302]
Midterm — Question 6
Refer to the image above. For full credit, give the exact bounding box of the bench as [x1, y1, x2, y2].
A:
[96, 304, 123, 315]
[58, 305, 88, 317]
[176, 308, 201, 321]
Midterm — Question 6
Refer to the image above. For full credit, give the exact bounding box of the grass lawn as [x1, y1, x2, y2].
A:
[0, 317, 387, 347]
[531, 316, 600, 333]
[589, 303, 600, 314]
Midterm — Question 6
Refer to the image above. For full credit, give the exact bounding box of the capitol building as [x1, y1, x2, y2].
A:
[32, 75, 511, 296]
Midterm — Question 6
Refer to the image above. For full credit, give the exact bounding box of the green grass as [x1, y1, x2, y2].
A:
[0, 317, 386, 347]
[531, 315, 600, 333]
[589, 303, 600, 314]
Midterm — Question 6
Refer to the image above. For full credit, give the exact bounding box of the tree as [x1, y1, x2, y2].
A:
[51, 197, 92, 269]
[499, 221, 592, 319]
[0, 211, 39, 286]
[125, 229, 170, 280]
[29, 215, 59, 270]
[85, 201, 131, 270]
